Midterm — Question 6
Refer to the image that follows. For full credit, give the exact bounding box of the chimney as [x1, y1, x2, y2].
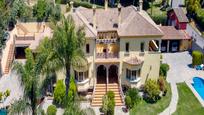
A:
[70, 1, 74, 12]
[139, 0, 143, 11]
[105, 0, 108, 11]
[93, 5, 97, 29]
[118, 3, 122, 27]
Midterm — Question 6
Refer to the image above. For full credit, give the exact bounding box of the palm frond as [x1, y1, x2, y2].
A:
[8, 99, 31, 115]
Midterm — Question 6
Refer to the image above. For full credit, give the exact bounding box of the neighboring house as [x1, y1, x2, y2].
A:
[167, 8, 189, 30]
[160, 26, 192, 52]
[1, 22, 52, 74]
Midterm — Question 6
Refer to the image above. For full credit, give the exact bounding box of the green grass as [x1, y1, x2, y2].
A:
[173, 83, 204, 115]
[130, 83, 172, 115]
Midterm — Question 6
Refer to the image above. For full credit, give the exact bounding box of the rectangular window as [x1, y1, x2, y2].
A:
[126, 69, 131, 80]
[85, 71, 88, 79]
[131, 70, 137, 80]
[78, 72, 84, 82]
[86, 44, 90, 53]
[140, 42, 144, 52]
[126, 42, 129, 52]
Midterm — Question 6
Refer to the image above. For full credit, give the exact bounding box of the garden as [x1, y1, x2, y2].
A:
[121, 63, 171, 115]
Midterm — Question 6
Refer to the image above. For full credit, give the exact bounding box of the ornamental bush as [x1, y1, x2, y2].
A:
[68, 76, 77, 100]
[160, 63, 170, 77]
[192, 50, 203, 66]
[47, 105, 57, 115]
[125, 96, 132, 109]
[144, 79, 160, 103]
[125, 88, 140, 108]
[101, 91, 115, 115]
[54, 80, 66, 105]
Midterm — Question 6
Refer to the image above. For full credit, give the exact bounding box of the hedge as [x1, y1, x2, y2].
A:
[192, 50, 203, 66]
[73, 1, 103, 8]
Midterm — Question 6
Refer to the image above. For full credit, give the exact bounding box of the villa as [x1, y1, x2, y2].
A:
[1, 1, 166, 106]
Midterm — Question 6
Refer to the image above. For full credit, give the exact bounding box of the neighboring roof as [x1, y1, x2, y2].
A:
[169, 8, 189, 23]
[159, 26, 191, 40]
[69, 6, 163, 38]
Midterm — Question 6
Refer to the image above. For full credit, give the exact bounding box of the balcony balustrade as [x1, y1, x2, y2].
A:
[96, 53, 119, 59]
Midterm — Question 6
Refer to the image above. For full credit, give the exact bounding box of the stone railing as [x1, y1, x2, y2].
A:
[96, 53, 119, 59]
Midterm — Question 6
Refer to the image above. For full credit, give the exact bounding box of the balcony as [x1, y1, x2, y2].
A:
[96, 53, 119, 58]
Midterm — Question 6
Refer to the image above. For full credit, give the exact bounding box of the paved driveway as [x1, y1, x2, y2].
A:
[162, 51, 204, 83]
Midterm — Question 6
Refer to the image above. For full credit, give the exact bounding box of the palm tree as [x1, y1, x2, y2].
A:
[9, 48, 39, 115]
[37, 16, 87, 96]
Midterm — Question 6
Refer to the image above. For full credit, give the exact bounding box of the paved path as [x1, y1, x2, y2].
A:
[0, 71, 23, 108]
[160, 52, 204, 115]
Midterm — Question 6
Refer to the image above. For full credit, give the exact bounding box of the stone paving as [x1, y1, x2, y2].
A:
[160, 51, 204, 115]
[0, 71, 23, 108]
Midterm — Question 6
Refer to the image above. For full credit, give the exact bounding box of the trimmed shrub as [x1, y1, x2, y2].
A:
[47, 105, 57, 115]
[125, 88, 140, 108]
[101, 91, 115, 115]
[192, 50, 203, 66]
[54, 80, 66, 105]
[144, 79, 160, 103]
[125, 96, 132, 109]
[68, 76, 77, 100]
[107, 91, 115, 100]
[160, 63, 170, 77]
[150, 14, 167, 25]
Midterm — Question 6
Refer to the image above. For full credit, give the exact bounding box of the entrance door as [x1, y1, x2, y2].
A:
[97, 65, 107, 84]
[108, 65, 118, 83]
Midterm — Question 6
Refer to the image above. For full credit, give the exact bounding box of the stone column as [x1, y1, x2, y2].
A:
[167, 40, 170, 52]
[159, 40, 161, 52]
[106, 65, 109, 84]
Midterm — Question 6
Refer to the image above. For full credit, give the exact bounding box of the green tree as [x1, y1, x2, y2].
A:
[37, 16, 87, 96]
[0, 0, 10, 48]
[9, 48, 39, 115]
[144, 79, 160, 103]
[186, 0, 201, 16]
[33, 0, 47, 21]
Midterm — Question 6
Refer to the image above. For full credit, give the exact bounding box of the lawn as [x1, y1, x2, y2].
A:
[130, 83, 172, 115]
[173, 83, 204, 115]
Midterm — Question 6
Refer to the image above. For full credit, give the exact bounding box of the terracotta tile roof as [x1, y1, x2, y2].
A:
[69, 5, 163, 38]
[124, 57, 144, 66]
[170, 8, 189, 23]
[159, 26, 191, 40]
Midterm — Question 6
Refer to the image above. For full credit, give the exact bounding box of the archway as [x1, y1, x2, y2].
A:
[97, 65, 107, 84]
[108, 65, 118, 83]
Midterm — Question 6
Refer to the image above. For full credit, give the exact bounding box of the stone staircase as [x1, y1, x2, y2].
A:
[91, 83, 123, 106]
[4, 44, 14, 74]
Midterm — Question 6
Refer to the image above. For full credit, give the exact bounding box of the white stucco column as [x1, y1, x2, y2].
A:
[159, 40, 161, 52]
[167, 40, 170, 52]
[106, 65, 109, 84]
